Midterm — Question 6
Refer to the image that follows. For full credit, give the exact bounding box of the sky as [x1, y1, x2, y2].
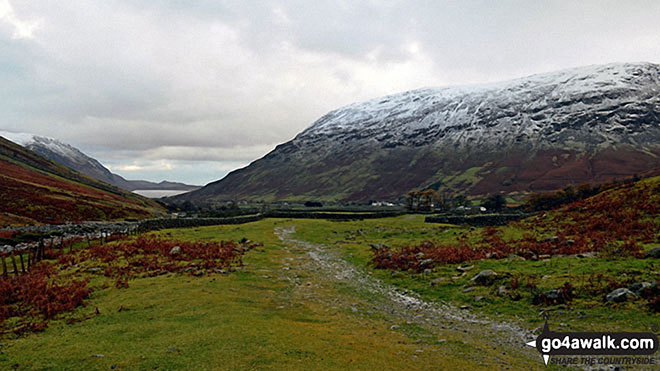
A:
[1, 0, 660, 186]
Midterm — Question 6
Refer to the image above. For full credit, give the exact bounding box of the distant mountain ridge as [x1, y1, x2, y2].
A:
[174, 62, 660, 205]
[0, 136, 163, 226]
[0, 132, 199, 193]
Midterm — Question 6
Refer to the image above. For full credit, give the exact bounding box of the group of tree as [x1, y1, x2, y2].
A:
[405, 189, 471, 212]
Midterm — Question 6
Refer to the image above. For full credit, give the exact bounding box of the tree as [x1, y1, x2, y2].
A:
[405, 190, 421, 211]
[481, 194, 506, 212]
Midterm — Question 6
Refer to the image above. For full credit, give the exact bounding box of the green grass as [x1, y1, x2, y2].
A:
[0, 219, 495, 370]
[4, 215, 656, 369]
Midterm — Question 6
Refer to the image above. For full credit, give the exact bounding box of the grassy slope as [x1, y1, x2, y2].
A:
[0, 137, 163, 225]
[3, 178, 658, 369]
[0, 220, 491, 370]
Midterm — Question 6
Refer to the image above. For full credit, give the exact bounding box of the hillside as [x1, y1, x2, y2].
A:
[0, 137, 164, 226]
[0, 132, 199, 192]
[175, 62, 660, 205]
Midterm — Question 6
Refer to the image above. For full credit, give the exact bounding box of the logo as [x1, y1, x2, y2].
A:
[526, 314, 659, 366]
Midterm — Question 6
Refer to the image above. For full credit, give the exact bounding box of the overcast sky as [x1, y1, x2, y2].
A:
[2, 1, 660, 185]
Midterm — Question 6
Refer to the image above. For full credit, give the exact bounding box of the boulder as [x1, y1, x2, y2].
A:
[605, 288, 637, 303]
[471, 270, 497, 286]
[628, 281, 657, 295]
[429, 278, 446, 287]
[645, 248, 660, 259]
[169, 246, 181, 255]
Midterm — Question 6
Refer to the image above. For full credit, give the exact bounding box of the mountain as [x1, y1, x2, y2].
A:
[0, 136, 164, 226]
[0, 132, 199, 193]
[175, 62, 660, 205]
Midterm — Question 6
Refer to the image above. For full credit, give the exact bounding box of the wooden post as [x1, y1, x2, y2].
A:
[37, 240, 44, 262]
[19, 252, 25, 273]
[10, 253, 18, 276]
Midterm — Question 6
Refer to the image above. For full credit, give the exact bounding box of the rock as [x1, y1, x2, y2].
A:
[645, 248, 660, 259]
[497, 286, 509, 297]
[544, 290, 564, 303]
[86, 267, 103, 273]
[471, 270, 497, 286]
[389, 325, 400, 330]
[474, 296, 485, 302]
[456, 265, 474, 272]
[170, 246, 181, 255]
[576, 252, 596, 258]
[538, 254, 551, 260]
[429, 278, 446, 287]
[628, 281, 657, 295]
[462, 287, 474, 293]
[423, 268, 432, 274]
[460, 305, 469, 310]
[91, 354, 104, 358]
[605, 288, 637, 303]
[369, 243, 388, 251]
[420, 258, 434, 267]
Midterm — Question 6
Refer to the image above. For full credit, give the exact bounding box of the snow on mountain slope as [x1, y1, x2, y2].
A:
[296, 62, 660, 150]
[175, 62, 660, 204]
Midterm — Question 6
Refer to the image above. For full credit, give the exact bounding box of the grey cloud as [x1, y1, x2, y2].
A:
[1, 0, 660, 185]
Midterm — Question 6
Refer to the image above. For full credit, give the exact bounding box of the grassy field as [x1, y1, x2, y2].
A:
[1, 215, 658, 370]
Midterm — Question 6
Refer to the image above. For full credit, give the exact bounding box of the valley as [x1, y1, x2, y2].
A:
[1, 210, 658, 369]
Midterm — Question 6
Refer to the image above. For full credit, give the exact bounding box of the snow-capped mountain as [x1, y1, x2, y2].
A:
[0, 132, 199, 194]
[178, 62, 660, 203]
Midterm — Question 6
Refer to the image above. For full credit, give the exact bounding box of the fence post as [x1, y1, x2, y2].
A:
[19, 251, 25, 273]
[10, 252, 18, 276]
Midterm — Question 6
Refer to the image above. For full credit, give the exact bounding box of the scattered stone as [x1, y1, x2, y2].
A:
[423, 269, 432, 274]
[541, 275, 551, 280]
[474, 296, 485, 302]
[91, 354, 104, 358]
[460, 305, 469, 310]
[456, 265, 474, 272]
[169, 246, 181, 255]
[86, 267, 103, 273]
[471, 270, 497, 286]
[538, 254, 551, 260]
[351, 307, 358, 313]
[628, 281, 657, 295]
[576, 252, 596, 258]
[462, 287, 474, 293]
[645, 248, 660, 259]
[605, 288, 637, 303]
[497, 286, 509, 297]
[437, 339, 447, 344]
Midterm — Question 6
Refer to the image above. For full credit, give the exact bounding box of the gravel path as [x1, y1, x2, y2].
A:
[275, 225, 541, 367]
